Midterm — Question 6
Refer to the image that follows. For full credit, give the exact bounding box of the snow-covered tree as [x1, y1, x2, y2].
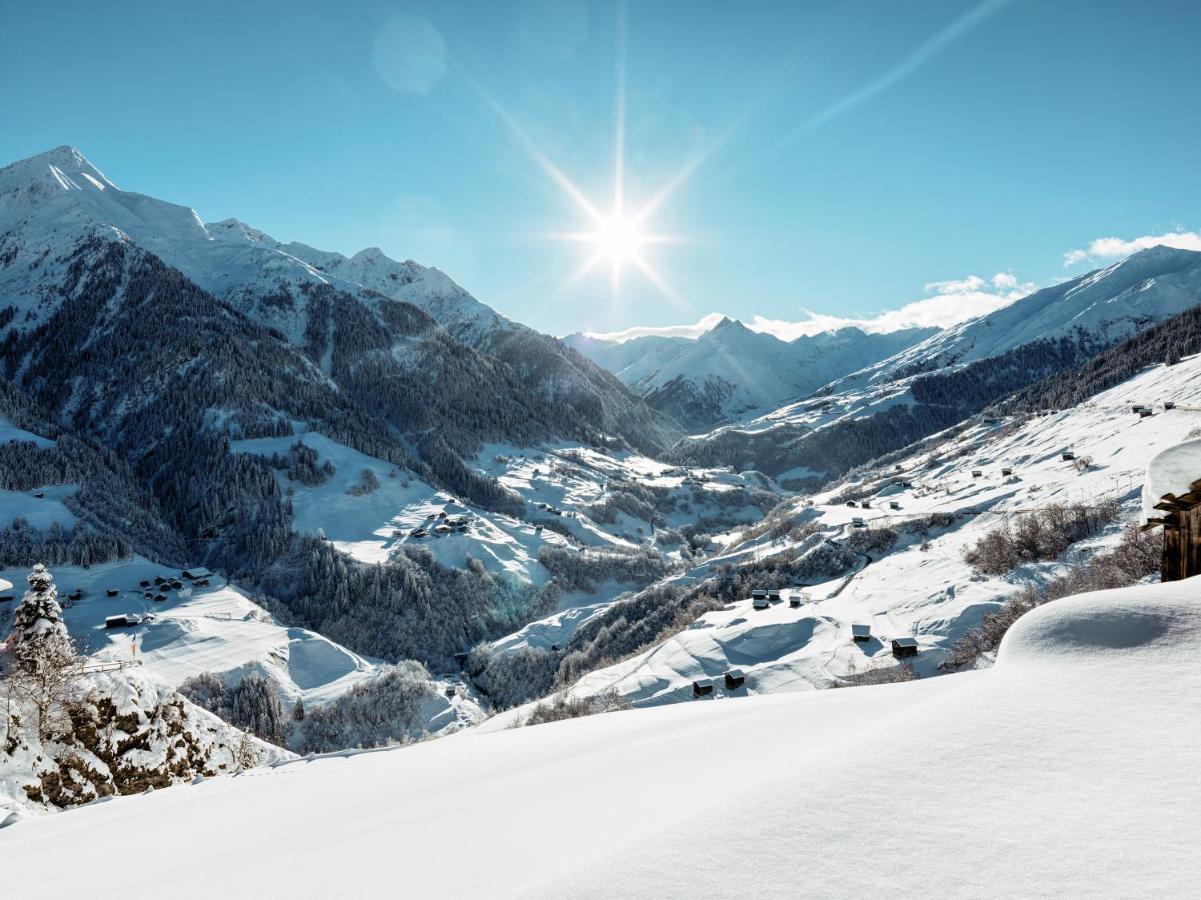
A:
[3, 564, 81, 740]
[10, 564, 74, 674]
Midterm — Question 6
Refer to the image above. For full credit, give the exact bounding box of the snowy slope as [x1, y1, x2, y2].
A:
[527, 350, 1201, 712]
[866, 244, 1201, 382]
[5, 577, 1200, 896]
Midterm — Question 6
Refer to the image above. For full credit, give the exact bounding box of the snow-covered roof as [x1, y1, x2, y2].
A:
[1143, 439, 1201, 520]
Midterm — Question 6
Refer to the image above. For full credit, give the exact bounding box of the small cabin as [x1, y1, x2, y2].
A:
[170, 580, 183, 590]
[106, 589, 119, 598]
[33, 492, 44, 499]
[1140, 409, 1154, 418]
[153, 593, 166, 602]
[105, 614, 132, 629]
[1001, 467, 1013, 476]
[1165, 401, 1177, 410]
[971, 469, 982, 478]
[1132, 404, 1147, 414]
[846, 500, 857, 508]
[434, 524, 452, 535]
[1061, 451, 1076, 462]
[789, 595, 802, 608]
[752, 596, 770, 611]
[139, 580, 150, 588]
[692, 679, 714, 697]
[767, 589, 782, 602]
[724, 670, 746, 690]
[891, 637, 919, 659]
[851, 517, 866, 528]
[143, 592, 153, 599]
[751, 589, 767, 600]
[181, 570, 193, 580]
[889, 501, 901, 510]
[153, 576, 165, 585]
[851, 624, 871, 643]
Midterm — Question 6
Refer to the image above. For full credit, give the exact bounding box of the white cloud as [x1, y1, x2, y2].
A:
[584, 313, 728, 343]
[1063, 230, 1201, 267]
[587, 273, 1037, 344]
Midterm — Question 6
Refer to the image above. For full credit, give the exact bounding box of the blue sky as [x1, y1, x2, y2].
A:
[3, 0, 1200, 339]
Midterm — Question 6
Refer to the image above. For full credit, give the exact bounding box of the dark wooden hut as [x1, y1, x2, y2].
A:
[891, 637, 919, 659]
[724, 670, 746, 690]
[1144, 478, 1201, 581]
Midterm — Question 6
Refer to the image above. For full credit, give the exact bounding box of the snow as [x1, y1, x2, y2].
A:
[0, 416, 56, 448]
[1142, 437, 1201, 519]
[5, 577, 1200, 896]
[539, 351, 1201, 711]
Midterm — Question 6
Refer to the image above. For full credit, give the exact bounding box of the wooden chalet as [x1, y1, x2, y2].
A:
[1143, 476, 1201, 581]
[891, 637, 919, 659]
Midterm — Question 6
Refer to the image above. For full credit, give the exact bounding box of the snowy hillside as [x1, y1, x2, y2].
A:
[5, 577, 1200, 896]
[495, 348, 1201, 715]
[568, 318, 934, 430]
[673, 247, 1201, 483]
[870, 245, 1201, 381]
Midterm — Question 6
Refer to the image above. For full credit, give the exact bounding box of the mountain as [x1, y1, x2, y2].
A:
[0, 146, 678, 459]
[671, 246, 1201, 483]
[567, 318, 936, 431]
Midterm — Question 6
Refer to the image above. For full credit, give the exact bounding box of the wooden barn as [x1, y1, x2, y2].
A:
[692, 679, 714, 698]
[891, 637, 919, 659]
[752, 596, 770, 611]
[851, 624, 871, 643]
[1144, 478, 1201, 581]
[1001, 467, 1013, 476]
[724, 670, 746, 690]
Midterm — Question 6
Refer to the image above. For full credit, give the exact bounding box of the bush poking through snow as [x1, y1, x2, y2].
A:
[962, 499, 1122, 575]
[515, 689, 631, 728]
[945, 524, 1161, 671]
[833, 662, 917, 688]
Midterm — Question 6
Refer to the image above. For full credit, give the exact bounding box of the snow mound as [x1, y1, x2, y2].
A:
[998, 579, 1199, 663]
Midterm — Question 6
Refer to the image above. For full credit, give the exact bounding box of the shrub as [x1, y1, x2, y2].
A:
[515, 689, 631, 728]
[944, 524, 1161, 671]
[962, 499, 1122, 575]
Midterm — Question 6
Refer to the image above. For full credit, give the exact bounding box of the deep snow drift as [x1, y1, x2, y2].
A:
[4, 576, 1200, 897]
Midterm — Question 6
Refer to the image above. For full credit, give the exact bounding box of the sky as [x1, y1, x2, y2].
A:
[2, 0, 1200, 340]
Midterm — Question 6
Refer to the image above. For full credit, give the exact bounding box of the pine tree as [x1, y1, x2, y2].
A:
[11, 563, 74, 674]
[4, 564, 81, 740]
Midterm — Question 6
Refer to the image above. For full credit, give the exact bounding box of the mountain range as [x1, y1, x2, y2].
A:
[565, 319, 935, 431]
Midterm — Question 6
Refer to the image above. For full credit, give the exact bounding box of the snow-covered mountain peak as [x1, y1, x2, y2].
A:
[0, 145, 115, 197]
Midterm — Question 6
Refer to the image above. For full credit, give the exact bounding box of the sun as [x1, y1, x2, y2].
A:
[592, 214, 644, 264]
